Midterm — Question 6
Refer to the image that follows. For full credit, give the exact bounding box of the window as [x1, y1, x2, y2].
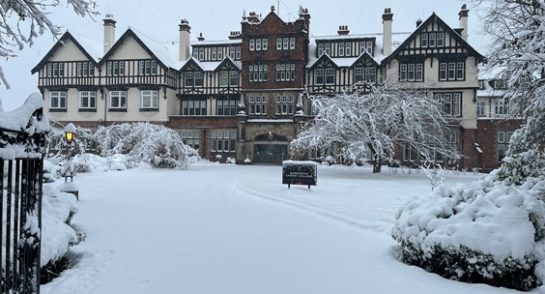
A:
[249, 64, 268, 82]
[185, 71, 203, 87]
[436, 33, 445, 47]
[217, 48, 223, 60]
[365, 67, 376, 83]
[495, 99, 508, 115]
[211, 129, 236, 153]
[182, 99, 207, 116]
[229, 46, 236, 59]
[318, 43, 325, 55]
[275, 96, 295, 115]
[354, 68, 365, 83]
[109, 91, 127, 110]
[262, 38, 268, 51]
[435, 92, 462, 116]
[107, 61, 125, 76]
[290, 37, 296, 50]
[477, 101, 486, 117]
[248, 96, 268, 115]
[283, 37, 289, 50]
[400, 64, 407, 81]
[421, 33, 428, 47]
[440, 62, 465, 81]
[456, 62, 465, 80]
[79, 91, 96, 110]
[276, 38, 282, 50]
[140, 90, 159, 110]
[211, 47, 217, 60]
[497, 131, 513, 162]
[216, 98, 238, 116]
[138, 60, 157, 76]
[399, 63, 423, 82]
[314, 69, 324, 84]
[180, 129, 200, 150]
[478, 80, 486, 90]
[229, 71, 240, 86]
[354, 67, 376, 83]
[50, 91, 67, 109]
[76, 62, 94, 77]
[198, 48, 205, 60]
[429, 33, 436, 47]
[325, 68, 335, 84]
[219, 71, 229, 86]
[249, 39, 255, 51]
[256, 39, 262, 51]
[275, 63, 295, 82]
[338, 43, 345, 56]
[46, 62, 65, 77]
[345, 43, 352, 56]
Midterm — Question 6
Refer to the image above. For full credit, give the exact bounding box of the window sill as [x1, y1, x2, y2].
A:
[139, 108, 159, 112]
[108, 108, 127, 112]
[49, 108, 67, 112]
[79, 108, 97, 112]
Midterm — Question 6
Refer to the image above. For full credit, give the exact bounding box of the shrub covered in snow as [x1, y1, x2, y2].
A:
[48, 123, 199, 170]
[41, 184, 79, 267]
[94, 123, 198, 168]
[392, 167, 545, 290]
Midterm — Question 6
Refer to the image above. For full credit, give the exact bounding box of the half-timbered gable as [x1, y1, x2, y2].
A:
[382, 13, 484, 87]
[32, 32, 99, 90]
[306, 54, 339, 94]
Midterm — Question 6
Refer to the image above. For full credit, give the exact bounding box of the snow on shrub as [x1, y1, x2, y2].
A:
[393, 160, 545, 290]
[94, 123, 198, 169]
[41, 184, 79, 267]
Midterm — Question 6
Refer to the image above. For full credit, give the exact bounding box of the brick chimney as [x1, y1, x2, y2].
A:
[459, 4, 469, 41]
[178, 19, 191, 61]
[416, 19, 423, 28]
[337, 25, 350, 35]
[382, 8, 393, 56]
[103, 14, 116, 54]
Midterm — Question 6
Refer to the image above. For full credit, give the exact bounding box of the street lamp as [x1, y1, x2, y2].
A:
[64, 123, 76, 144]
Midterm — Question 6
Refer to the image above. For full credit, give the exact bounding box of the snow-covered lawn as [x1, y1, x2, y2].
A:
[42, 164, 524, 294]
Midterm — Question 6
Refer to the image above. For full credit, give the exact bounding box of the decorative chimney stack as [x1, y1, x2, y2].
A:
[459, 4, 469, 41]
[337, 25, 350, 35]
[382, 8, 393, 56]
[103, 14, 116, 54]
[298, 6, 310, 28]
[178, 19, 191, 61]
[197, 33, 205, 42]
[416, 19, 423, 27]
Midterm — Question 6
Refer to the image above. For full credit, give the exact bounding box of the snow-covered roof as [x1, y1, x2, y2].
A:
[69, 31, 103, 62]
[193, 39, 242, 46]
[131, 28, 184, 69]
[307, 32, 411, 68]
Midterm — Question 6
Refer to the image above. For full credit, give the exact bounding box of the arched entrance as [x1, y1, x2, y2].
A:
[254, 132, 288, 164]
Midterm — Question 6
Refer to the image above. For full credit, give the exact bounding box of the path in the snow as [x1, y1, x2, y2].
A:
[41, 164, 521, 294]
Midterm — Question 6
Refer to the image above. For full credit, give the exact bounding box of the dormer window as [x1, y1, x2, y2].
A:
[478, 80, 486, 90]
[138, 60, 157, 76]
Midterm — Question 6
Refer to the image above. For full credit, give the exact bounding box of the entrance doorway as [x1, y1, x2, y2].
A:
[254, 143, 288, 164]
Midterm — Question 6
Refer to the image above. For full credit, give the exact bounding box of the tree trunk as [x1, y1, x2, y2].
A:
[373, 156, 382, 173]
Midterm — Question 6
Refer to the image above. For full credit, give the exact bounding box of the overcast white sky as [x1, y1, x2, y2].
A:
[0, 0, 488, 110]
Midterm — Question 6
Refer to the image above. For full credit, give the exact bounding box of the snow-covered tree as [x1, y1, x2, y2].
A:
[0, 0, 97, 88]
[291, 83, 458, 173]
[477, 0, 545, 182]
[392, 2, 545, 290]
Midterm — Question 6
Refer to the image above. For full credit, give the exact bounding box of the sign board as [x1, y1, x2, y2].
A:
[282, 160, 317, 189]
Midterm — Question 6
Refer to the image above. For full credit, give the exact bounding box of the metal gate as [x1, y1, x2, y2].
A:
[0, 100, 47, 294]
[254, 143, 288, 164]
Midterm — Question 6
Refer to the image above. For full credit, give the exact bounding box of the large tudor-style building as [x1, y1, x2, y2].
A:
[33, 5, 507, 169]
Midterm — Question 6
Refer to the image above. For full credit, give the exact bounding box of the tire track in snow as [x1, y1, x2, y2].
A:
[235, 182, 390, 234]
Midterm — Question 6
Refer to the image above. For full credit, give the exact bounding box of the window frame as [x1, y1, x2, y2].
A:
[109, 90, 128, 110]
[140, 90, 159, 110]
[79, 91, 97, 110]
[49, 91, 67, 110]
